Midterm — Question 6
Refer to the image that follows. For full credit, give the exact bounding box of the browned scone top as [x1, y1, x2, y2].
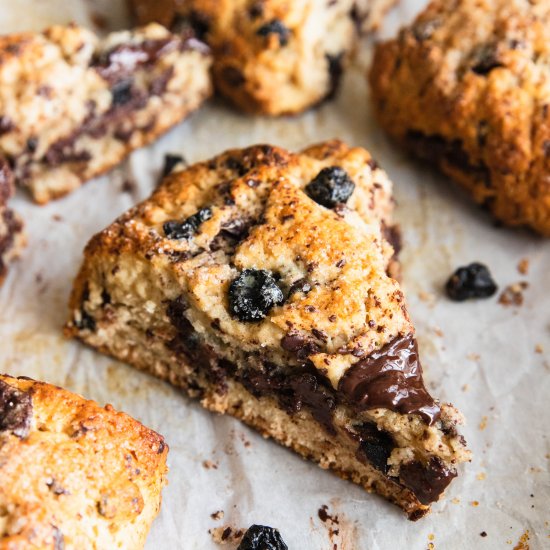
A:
[0, 160, 25, 285]
[370, 0, 550, 235]
[67, 140, 470, 518]
[0, 23, 212, 203]
[130, 0, 398, 115]
[0, 374, 168, 549]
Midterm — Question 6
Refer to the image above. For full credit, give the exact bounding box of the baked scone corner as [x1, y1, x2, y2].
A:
[369, 0, 550, 235]
[66, 139, 470, 519]
[0, 374, 168, 549]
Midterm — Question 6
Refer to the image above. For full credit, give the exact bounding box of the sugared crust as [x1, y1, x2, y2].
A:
[130, 0, 397, 115]
[0, 374, 168, 549]
[0, 23, 212, 203]
[370, 0, 550, 235]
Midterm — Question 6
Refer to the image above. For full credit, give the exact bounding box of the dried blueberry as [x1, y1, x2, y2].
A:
[305, 167, 355, 208]
[111, 79, 133, 105]
[229, 269, 284, 322]
[237, 525, 288, 550]
[162, 154, 186, 177]
[163, 207, 212, 240]
[445, 262, 497, 301]
[257, 20, 290, 46]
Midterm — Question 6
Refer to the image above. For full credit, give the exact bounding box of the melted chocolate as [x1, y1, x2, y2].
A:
[338, 334, 440, 424]
[399, 457, 457, 505]
[0, 379, 33, 438]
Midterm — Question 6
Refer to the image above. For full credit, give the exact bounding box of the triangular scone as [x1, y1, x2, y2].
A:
[0, 23, 211, 203]
[66, 140, 470, 519]
[0, 374, 167, 548]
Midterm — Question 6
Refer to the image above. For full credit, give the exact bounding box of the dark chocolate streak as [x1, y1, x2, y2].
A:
[338, 335, 440, 425]
[0, 379, 33, 438]
[399, 457, 457, 505]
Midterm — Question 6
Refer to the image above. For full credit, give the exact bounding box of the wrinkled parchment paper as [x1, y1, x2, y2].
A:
[0, 1, 548, 548]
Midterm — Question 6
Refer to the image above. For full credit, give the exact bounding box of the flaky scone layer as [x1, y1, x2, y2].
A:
[370, 0, 550, 235]
[0, 23, 212, 203]
[66, 140, 470, 517]
[0, 374, 168, 550]
[131, 0, 397, 115]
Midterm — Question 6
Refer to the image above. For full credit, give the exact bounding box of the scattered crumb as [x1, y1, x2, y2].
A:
[428, 533, 435, 541]
[209, 526, 244, 545]
[471, 500, 480, 507]
[121, 179, 137, 194]
[517, 258, 529, 275]
[202, 460, 218, 470]
[480, 531, 488, 537]
[477, 472, 486, 481]
[238, 432, 251, 448]
[535, 344, 543, 354]
[317, 504, 341, 544]
[461, 384, 469, 392]
[52, 214, 63, 222]
[418, 290, 436, 306]
[432, 327, 444, 338]
[479, 416, 488, 431]
[451, 498, 461, 504]
[499, 282, 529, 306]
[467, 353, 481, 361]
[513, 530, 530, 550]
[210, 510, 224, 521]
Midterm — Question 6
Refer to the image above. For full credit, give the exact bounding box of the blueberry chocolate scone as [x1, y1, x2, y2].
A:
[130, 0, 397, 115]
[0, 23, 212, 204]
[0, 160, 25, 285]
[0, 374, 168, 548]
[66, 140, 470, 519]
[370, 0, 550, 236]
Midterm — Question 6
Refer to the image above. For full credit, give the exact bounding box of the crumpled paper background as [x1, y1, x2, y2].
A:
[0, 1, 548, 548]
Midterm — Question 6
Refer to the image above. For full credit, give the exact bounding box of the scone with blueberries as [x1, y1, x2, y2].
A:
[370, 0, 550, 235]
[0, 160, 24, 286]
[0, 22, 212, 203]
[0, 374, 168, 548]
[130, 0, 398, 115]
[66, 140, 470, 519]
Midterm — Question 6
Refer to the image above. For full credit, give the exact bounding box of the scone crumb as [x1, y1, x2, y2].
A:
[498, 282, 529, 306]
[209, 526, 244, 545]
[202, 459, 218, 470]
[517, 259, 529, 275]
[535, 344, 543, 354]
[210, 510, 224, 521]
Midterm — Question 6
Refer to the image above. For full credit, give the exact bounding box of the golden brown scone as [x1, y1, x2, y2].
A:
[0, 160, 25, 285]
[370, 0, 550, 236]
[0, 374, 168, 549]
[0, 23, 212, 203]
[66, 140, 470, 519]
[129, 0, 398, 115]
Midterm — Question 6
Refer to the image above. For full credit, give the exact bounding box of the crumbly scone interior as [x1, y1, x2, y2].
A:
[0, 23, 212, 203]
[67, 141, 470, 518]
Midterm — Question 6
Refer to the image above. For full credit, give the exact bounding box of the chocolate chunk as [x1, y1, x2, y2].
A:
[338, 334, 440, 424]
[162, 153, 186, 177]
[288, 278, 312, 296]
[228, 269, 285, 322]
[326, 53, 344, 99]
[445, 262, 497, 301]
[0, 379, 33, 438]
[354, 422, 395, 473]
[305, 167, 355, 208]
[163, 207, 213, 240]
[237, 525, 288, 550]
[399, 457, 457, 504]
[256, 20, 290, 47]
[76, 310, 96, 331]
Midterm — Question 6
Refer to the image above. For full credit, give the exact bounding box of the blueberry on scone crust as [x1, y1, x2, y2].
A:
[370, 0, 550, 236]
[0, 23, 212, 204]
[0, 374, 168, 548]
[130, 0, 398, 115]
[0, 160, 25, 285]
[66, 140, 470, 519]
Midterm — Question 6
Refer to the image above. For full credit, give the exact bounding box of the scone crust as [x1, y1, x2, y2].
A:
[0, 23, 212, 203]
[0, 374, 168, 550]
[370, 0, 550, 235]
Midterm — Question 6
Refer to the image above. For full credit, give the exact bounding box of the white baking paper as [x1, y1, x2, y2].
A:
[0, 1, 548, 548]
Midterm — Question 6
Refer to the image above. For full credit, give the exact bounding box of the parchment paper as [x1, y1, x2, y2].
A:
[0, 1, 548, 548]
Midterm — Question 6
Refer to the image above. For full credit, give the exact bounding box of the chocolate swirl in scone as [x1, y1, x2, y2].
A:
[0, 378, 32, 438]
